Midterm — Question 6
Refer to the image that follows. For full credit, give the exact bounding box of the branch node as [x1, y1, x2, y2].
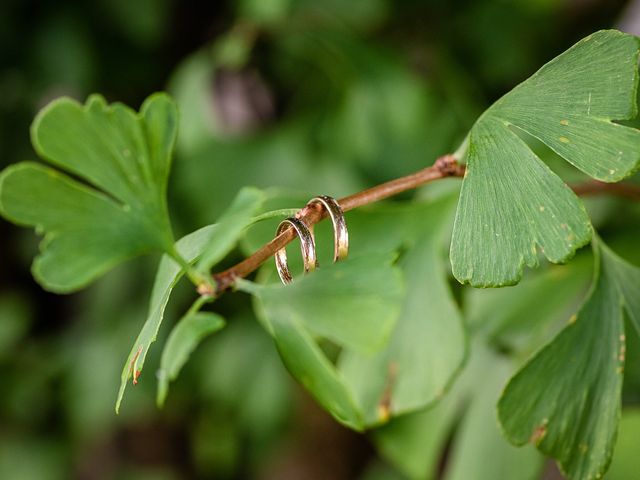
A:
[435, 154, 465, 177]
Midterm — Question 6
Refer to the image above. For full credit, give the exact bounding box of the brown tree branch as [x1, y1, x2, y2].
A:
[200, 154, 464, 295]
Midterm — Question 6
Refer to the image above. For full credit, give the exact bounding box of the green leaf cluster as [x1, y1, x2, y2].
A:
[1, 27, 640, 480]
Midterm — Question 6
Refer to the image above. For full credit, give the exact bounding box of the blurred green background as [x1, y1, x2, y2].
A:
[1, 0, 639, 479]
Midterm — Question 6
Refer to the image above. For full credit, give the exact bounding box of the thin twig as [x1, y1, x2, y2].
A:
[200, 154, 465, 295]
[201, 158, 640, 297]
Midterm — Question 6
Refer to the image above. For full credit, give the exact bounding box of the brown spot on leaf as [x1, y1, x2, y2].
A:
[130, 346, 143, 386]
[530, 419, 548, 444]
[377, 362, 398, 423]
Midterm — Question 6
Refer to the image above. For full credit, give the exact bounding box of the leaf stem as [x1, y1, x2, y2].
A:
[167, 247, 210, 289]
[249, 208, 300, 225]
[187, 294, 215, 315]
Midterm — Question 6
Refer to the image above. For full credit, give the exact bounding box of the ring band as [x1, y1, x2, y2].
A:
[306, 195, 349, 262]
[275, 217, 317, 285]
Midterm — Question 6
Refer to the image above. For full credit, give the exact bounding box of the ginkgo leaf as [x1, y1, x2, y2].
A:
[497, 238, 640, 480]
[372, 342, 541, 480]
[244, 253, 405, 354]
[451, 30, 640, 287]
[267, 310, 364, 430]
[116, 189, 269, 412]
[340, 198, 465, 425]
[157, 311, 225, 406]
[116, 224, 218, 412]
[0, 93, 179, 292]
[196, 187, 265, 272]
[600, 242, 640, 336]
[238, 253, 405, 429]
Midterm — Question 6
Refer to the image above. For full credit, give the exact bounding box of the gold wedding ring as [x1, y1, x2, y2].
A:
[275, 217, 317, 285]
[306, 195, 349, 262]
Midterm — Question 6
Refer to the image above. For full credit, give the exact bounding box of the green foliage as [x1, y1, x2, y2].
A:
[0, 93, 179, 292]
[340, 198, 465, 424]
[157, 311, 225, 406]
[2, 13, 640, 479]
[607, 409, 640, 479]
[451, 30, 640, 287]
[238, 252, 405, 429]
[195, 187, 264, 273]
[498, 239, 640, 480]
[374, 343, 543, 480]
[115, 223, 218, 412]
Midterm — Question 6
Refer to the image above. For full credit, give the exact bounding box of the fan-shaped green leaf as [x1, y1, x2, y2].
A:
[340, 199, 465, 425]
[157, 311, 225, 406]
[238, 253, 404, 429]
[245, 253, 405, 354]
[452, 30, 640, 287]
[498, 239, 640, 480]
[0, 93, 178, 292]
[267, 311, 364, 430]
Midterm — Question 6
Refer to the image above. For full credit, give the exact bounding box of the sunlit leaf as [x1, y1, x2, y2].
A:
[0, 93, 178, 292]
[157, 311, 225, 406]
[452, 30, 640, 287]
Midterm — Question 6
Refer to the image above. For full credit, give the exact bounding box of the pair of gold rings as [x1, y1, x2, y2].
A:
[275, 195, 348, 285]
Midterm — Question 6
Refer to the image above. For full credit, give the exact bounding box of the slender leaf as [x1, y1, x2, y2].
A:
[373, 401, 458, 480]
[157, 311, 225, 406]
[196, 187, 265, 272]
[116, 224, 218, 412]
